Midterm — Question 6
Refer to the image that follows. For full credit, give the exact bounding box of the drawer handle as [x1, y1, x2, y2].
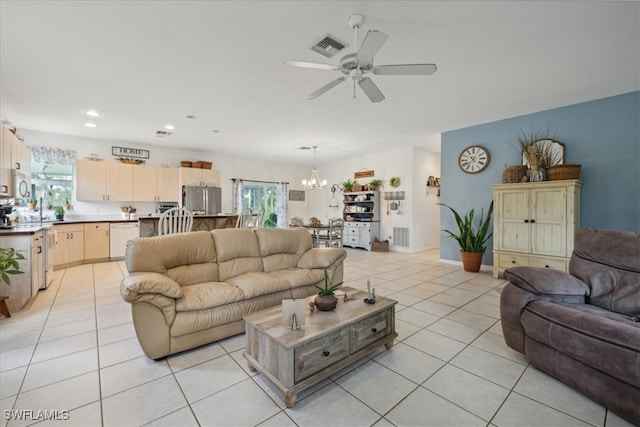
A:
[371, 327, 377, 333]
[545, 265, 550, 268]
[322, 351, 330, 357]
[524, 219, 529, 223]
[512, 260, 516, 264]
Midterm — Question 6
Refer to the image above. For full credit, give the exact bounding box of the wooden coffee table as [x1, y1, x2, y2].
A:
[242, 286, 397, 407]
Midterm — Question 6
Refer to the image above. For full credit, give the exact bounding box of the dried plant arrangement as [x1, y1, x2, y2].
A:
[517, 129, 562, 169]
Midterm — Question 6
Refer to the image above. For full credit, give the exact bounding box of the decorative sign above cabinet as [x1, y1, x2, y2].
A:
[354, 170, 375, 179]
[112, 146, 150, 159]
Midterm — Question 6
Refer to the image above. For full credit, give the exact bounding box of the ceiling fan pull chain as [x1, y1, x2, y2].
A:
[353, 80, 356, 99]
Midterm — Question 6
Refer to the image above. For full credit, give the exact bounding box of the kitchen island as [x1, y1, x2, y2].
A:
[138, 214, 238, 237]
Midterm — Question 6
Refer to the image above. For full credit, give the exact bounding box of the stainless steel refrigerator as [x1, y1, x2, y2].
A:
[182, 186, 222, 215]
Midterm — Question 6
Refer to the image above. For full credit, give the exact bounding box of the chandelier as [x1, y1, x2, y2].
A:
[302, 146, 327, 189]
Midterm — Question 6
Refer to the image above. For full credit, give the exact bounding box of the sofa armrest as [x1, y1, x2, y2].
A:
[504, 267, 590, 296]
[297, 248, 347, 270]
[120, 272, 183, 303]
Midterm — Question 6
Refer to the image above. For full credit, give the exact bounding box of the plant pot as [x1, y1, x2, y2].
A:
[460, 251, 484, 273]
[27, 203, 36, 210]
[314, 294, 338, 311]
[55, 215, 64, 221]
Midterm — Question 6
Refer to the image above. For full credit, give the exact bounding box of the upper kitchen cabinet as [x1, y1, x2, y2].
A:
[0, 126, 13, 197]
[132, 165, 179, 202]
[1, 124, 31, 197]
[179, 167, 220, 187]
[76, 160, 132, 201]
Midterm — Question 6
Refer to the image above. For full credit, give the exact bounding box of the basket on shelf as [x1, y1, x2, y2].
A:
[191, 161, 203, 168]
[502, 165, 528, 183]
[181, 161, 192, 167]
[546, 164, 581, 181]
[201, 161, 213, 170]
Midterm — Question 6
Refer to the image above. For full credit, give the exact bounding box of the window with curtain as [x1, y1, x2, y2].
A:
[29, 147, 76, 208]
[233, 180, 288, 227]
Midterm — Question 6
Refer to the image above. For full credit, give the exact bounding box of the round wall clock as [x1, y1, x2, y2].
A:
[458, 145, 490, 174]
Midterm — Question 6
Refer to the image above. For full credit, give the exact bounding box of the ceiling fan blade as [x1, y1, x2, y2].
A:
[358, 77, 385, 103]
[373, 64, 438, 76]
[308, 77, 347, 100]
[356, 30, 389, 64]
[284, 60, 338, 71]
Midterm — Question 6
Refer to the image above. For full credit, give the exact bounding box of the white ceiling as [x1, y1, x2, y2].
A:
[1, 1, 638, 166]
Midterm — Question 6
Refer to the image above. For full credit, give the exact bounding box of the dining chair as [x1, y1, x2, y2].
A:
[235, 208, 252, 228]
[158, 207, 194, 235]
[318, 217, 344, 247]
[246, 208, 264, 228]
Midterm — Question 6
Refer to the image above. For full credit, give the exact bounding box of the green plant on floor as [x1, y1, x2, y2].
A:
[314, 270, 344, 296]
[0, 248, 26, 285]
[438, 201, 494, 253]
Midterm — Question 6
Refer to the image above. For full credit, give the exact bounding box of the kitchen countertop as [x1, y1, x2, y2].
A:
[0, 217, 138, 235]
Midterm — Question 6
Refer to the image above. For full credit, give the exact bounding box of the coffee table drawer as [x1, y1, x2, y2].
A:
[294, 330, 349, 382]
[351, 309, 392, 352]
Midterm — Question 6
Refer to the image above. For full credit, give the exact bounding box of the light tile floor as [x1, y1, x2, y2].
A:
[0, 249, 634, 427]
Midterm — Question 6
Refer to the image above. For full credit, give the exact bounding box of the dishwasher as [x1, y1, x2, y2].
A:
[109, 222, 139, 260]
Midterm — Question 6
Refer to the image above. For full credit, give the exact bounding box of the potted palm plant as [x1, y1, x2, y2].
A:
[438, 201, 494, 272]
[0, 248, 25, 318]
[314, 270, 344, 311]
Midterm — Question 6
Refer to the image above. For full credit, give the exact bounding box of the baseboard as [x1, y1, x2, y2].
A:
[438, 258, 493, 273]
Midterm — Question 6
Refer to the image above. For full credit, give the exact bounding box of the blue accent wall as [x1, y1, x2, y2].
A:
[440, 91, 640, 264]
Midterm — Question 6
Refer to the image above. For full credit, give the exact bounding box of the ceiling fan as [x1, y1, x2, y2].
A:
[285, 14, 437, 103]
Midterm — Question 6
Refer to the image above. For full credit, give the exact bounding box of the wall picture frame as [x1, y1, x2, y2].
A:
[289, 190, 305, 201]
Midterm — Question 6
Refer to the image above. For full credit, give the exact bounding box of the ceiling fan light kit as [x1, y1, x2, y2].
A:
[286, 14, 437, 103]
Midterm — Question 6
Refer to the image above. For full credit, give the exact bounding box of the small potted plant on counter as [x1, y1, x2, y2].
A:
[64, 199, 72, 211]
[313, 270, 344, 311]
[54, 206, 65, 221]
[27, 198, 37, 210]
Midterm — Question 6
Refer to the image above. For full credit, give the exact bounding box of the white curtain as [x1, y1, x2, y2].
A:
[233, 179, 245, 213]
[276, 182, 288, 228]
[29, 147, 76, 165]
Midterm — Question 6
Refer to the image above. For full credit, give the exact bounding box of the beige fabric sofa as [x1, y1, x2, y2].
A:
[121, 227, 347, 359]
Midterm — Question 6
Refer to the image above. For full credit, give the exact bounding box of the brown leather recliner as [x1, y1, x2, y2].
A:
[121, 227, 346, 359]
[500, 228, 640, 425]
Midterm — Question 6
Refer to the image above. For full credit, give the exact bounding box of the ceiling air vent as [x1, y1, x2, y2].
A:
[311, 34, 347, 58]
[155, 130, 172, 137]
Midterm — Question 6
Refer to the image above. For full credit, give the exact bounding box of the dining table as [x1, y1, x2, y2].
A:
[301, 223, 330, 248]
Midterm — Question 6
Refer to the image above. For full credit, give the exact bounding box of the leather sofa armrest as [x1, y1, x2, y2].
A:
[297, 248, 347, 270]
[504, 267, 590, 296]
[120, 272, 183, 303]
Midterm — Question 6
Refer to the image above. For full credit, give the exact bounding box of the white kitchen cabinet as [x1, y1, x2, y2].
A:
[0, 126, 13, 197]
[343, 221, 380, 251]
[132, 165, 179, 202]
[179, 167, 220, 187]
[76, 160, 132, 201]
[84, 222, 110, 261]
[492, 179, 581, 278]
[1, 125, 31, 198]
[54, 223, 85, 268]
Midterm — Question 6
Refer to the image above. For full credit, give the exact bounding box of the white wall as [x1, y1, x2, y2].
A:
[22, 130, 305, 218]
[21, 129, 441, 251]
[305, 145, 441, 253]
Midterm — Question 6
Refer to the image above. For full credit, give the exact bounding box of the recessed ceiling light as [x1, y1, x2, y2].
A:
[85, 123, 96, 128]
[86, 110, 100, 117]
[164, 124, 175, 130]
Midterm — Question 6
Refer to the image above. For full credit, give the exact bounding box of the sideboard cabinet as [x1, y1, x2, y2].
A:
[492, 180, 581, 278]
[342, 190, 380, 251]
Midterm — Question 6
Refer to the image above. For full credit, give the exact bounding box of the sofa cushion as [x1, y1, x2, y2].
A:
[570, 228, 640, 317]
[213, 229, 263, 281]
[255, 228, 312, 272]
[226, 272, 292, 299]
[171, 302, 245, 337]
[176, 282, 245, 312]
[126, 231, 219, 284]
[269, 268, 324, 289]
[522, 300, 640, 388]
[505, 267, 590, 296]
